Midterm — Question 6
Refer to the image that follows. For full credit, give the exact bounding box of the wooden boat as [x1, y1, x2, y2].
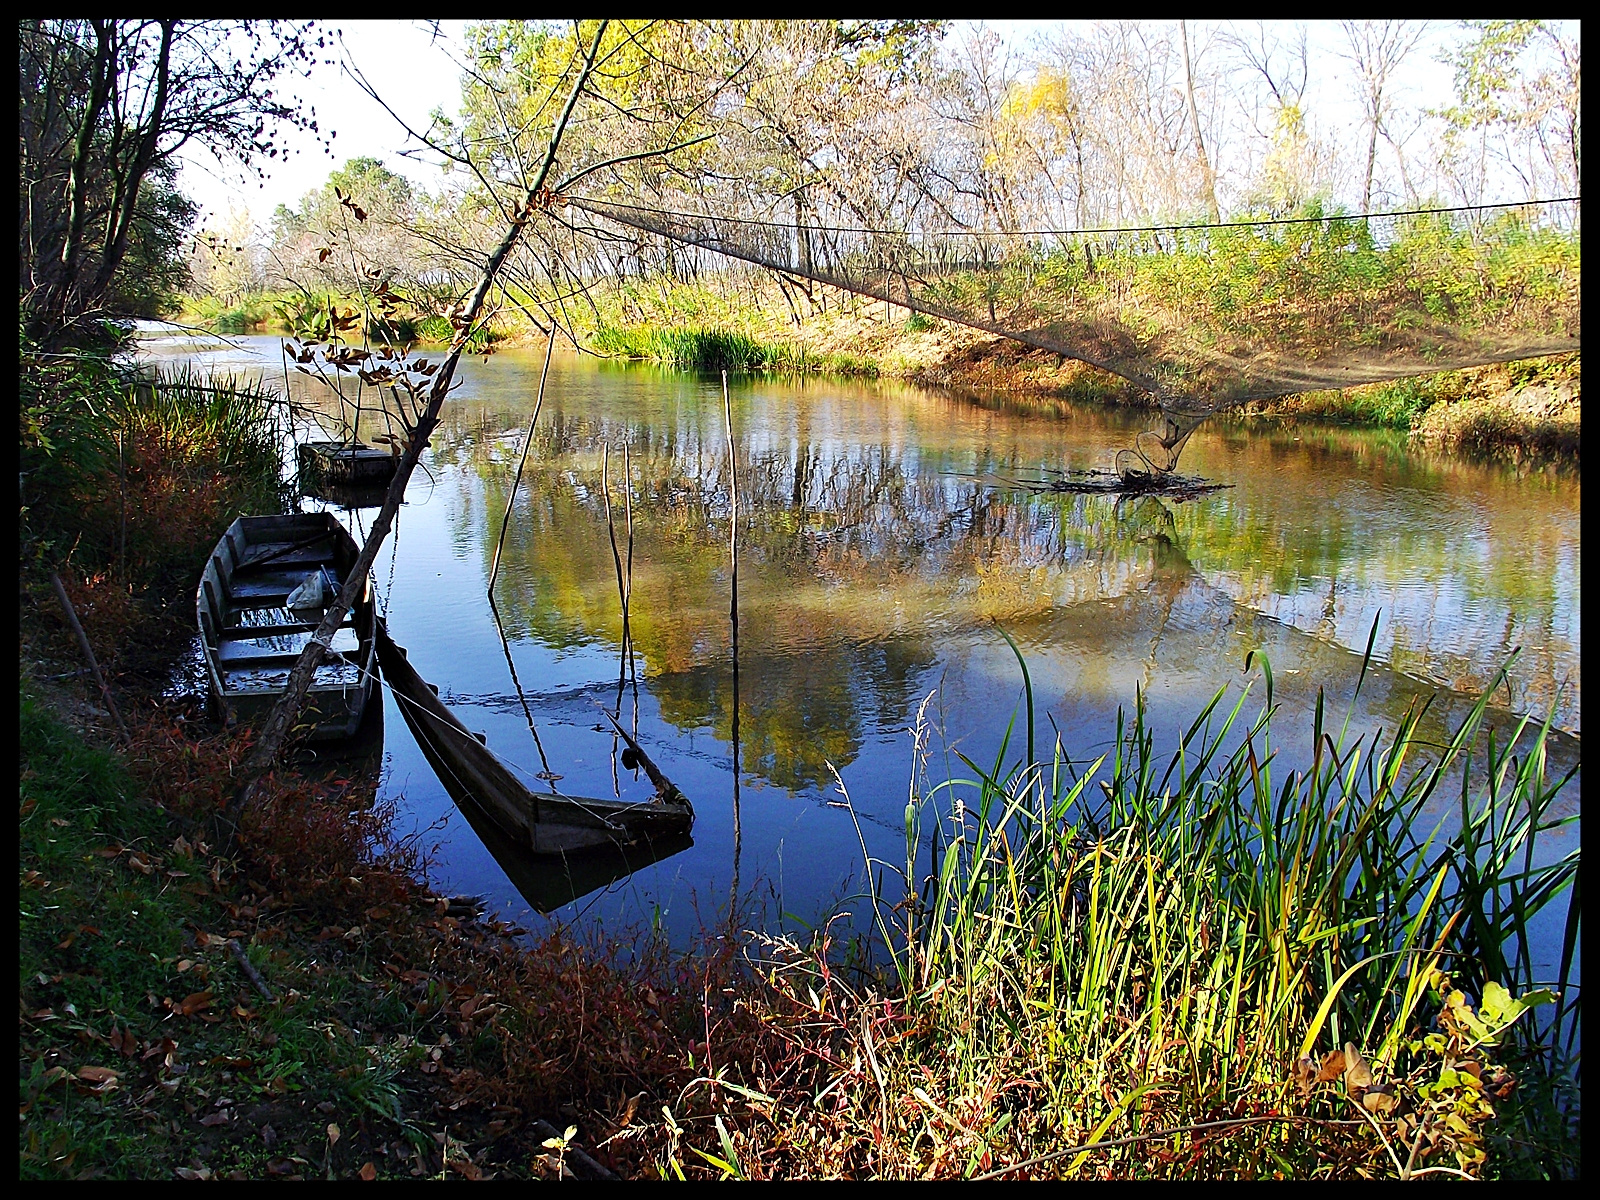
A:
[296, 440, 400, 489]
[448, 781, 693, 915]
[375, 618, 694, 856]
[197, 513, 377, 742]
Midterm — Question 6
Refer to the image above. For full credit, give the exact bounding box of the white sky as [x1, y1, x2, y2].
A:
[177, 20, 475, 229]
[173, 20, 1534, 236]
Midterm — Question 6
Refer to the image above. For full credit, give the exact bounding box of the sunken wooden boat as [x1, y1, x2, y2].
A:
[197, 513, 377, 742]
[296, 440, 400, 489]
[375, 618, 694, 856]
[447, 781, 693, 914]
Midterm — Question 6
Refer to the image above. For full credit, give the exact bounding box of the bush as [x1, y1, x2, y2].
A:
[20, 324, 288, 588]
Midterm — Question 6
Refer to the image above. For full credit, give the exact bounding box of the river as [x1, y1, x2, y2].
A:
[140, 330, 1580, 983]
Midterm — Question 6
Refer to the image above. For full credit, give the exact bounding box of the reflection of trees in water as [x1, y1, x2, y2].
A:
[1174, 430, 1580, 731]
[428, 405, 1187, 787]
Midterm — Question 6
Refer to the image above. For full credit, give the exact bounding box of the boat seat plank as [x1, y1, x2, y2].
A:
[218, 619, 356, 640]
[223, 664, 366, 694]
[233, 553, 343, 576]
[217, 630, 361, 665]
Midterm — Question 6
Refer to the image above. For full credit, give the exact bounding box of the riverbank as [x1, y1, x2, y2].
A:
[59, 327, 1577, 1179]
[176, 283, 1579, 464]
[20, 594, 1582, 1180]
[568, 298, 1581, 465]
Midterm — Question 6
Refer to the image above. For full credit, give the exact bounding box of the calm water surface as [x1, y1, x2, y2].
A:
[143, 332, 1580, 979]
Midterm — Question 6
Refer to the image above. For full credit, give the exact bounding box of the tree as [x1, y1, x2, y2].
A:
[1180, 21, 1221, 222]
[226, 21, 612, 828]
[19, 19, 331, 345]
[1226, 21, 1336, 215]
[106, 162, 199, 317]
[266, 157, 425, 293]
[1339, 20, 1429, 209]
[1436, 20, 1580, 204]
[189, 205, 264, 308]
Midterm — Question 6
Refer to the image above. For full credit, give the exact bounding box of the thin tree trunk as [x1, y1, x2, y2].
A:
[92, 20, 174, 302]
[1363, 124, 1379, 211]
[223, 21, 610, 830]
[1180, 21, 1220, 223]
[53, 20, 115, 324]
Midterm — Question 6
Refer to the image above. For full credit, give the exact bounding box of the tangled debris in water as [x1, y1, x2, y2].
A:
[955, 468, 1232, 501]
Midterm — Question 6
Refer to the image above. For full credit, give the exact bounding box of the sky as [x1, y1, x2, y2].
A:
[177, 20, 475, 230]
[173, 20, 1534, 237]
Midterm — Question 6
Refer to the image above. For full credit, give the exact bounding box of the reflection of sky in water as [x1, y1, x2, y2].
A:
[143, 335, 1579, 992]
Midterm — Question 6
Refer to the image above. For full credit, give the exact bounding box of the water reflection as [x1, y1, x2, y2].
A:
[138, 336, 1579, 964]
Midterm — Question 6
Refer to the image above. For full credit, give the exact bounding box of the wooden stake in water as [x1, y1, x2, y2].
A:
[488, 329, 555, 594]
[724, 370, 742, 910]
[602, 444, 633, 673]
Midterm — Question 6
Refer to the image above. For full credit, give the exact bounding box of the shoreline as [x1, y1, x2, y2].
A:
[180, 291, 1579, 465]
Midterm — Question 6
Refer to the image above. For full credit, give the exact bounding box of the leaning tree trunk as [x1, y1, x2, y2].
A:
[220, 22, 610, 834]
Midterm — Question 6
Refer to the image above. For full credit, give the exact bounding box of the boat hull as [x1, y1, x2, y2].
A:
[375, 619, 693, 856]
[197, 513, 377, 742]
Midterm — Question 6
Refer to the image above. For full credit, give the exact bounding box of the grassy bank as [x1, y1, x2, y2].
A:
[1232, 354, 1581, 462]
[592, 323, 879, 376]
[173, 268, 1578, 461]
[176, 290, 504, 351]
[20, 322, 1580, 1178]
[20, 626, 1580, 1178]
[557, 267, 1583, 460]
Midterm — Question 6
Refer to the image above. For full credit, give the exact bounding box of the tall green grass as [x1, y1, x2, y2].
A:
[593, 323, 879, 376]
[832, 630, 1579, 1176]
[21, 337, 289, 584]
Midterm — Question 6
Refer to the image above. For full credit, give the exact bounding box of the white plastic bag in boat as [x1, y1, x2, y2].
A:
[286, 569, 329, 617]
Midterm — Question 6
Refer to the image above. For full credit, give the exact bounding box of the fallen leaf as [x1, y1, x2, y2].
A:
[1361, 1085, 1400, 1116]
[447, 1159, 483, 1181]
[175, 1166, 213, 1180]
[359, 1163, 377, 1181]
[76, 1066, 119, 1085]
[327, 1123, 341, 1145]
[176, 991, 214, 1017]
[1292, 1056, 1318, 1096]
[142, 1037, 178, 1062]
[1316, 1049, 1347, 1083]
[199, 1112, 230, 1127]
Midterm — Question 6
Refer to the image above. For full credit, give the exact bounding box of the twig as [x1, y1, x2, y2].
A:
[488, 328, 555, 593]
[602, 444, 631, 666]
[47, 570, 130, 745]
[622, 438, 635, 684]
[530, 1118, 619, 1181]
[487, 591, 559, 792]
[227, 938, 275, 1002]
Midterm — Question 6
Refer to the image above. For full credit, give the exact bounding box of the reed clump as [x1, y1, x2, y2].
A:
[679, 643, 1579, 1179]
[593, 323, 878, 377]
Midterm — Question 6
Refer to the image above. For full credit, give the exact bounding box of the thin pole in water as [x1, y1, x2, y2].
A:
[724, 370, 742, 911]
[488, 329, 555, 594]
